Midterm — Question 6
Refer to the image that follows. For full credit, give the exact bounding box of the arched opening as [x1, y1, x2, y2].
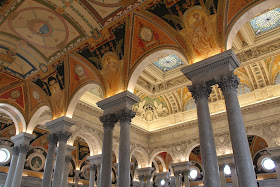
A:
[26, 105, 52, 134]
[127, 48, 189, 93]
[0, 103, 26, 134]
[130, 147, 149, 168]
[66, 83, 104, 118]
[226, 0, 280, 49]
[68, 127, 102, 156]
[149, 151, 174, 172]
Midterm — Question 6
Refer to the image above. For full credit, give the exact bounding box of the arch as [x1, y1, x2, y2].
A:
[26, 105, 52, 133]
[127, 48, 189, 93]
[130, 147, 149, 168]
[226, 0, 280, 49]
[149, 149, 176, 167]
[184, 141, 200, 161]
[68, 127, 102, 156]
[155, 155, 167, 172]
[246, 131, 273, 147]
[0, 103, 26, 134]
[66, 82, 104, 118]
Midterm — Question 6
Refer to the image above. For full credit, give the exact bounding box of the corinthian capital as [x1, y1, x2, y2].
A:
[188, 82, 212, 102]
[57, 131, 72, 142]
[117, 108, 136, 123]
[218, 73, 240, 93]
[47, 133, 58, 145]
[100, 114, 118, 128]
[19, 145, 30, 154]
[12, 146, 20, 156]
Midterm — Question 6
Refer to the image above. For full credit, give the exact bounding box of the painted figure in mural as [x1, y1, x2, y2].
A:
[180, 6, 219, 62]
[102, 53, 122, 96]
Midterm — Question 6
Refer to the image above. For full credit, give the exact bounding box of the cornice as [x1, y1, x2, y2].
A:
[75, 101, 103, 116]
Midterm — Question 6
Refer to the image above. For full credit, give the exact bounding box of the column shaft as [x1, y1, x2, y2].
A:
[219, 74, 257, 187]
[97, 165, 101, 187]
[4, 146, 19, 187]
[184, 172, 190, 187]
[52, 132, 71, 187]
[41, 134, 57, 187]
[89, 165, 96, 187]
[219, 165, 226, 187]
[118, 121, 131, 187]
[190, 84, 221, 187]
[11, 145, 29, 187]
[62, 156, 72, 187]
[174, 172, 181, 187]
[100, 127, 114, 187]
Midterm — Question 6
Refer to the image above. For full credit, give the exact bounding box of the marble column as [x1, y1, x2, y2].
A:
[11, 145, 30, 187]
[218, 164, 227, 187]
[173, 171, 181, 187]
[45, 116, 75, 187]
[74, 170, 81, 187]
[267, 147, 280, 183]
[118, 109, 136, 187]
[10, 132, 36, 187]
[183, 170, 190, 187]
[99, 114, 118, 187]
[41, 133, 57, 187]
[62, 145, 75, 187]
[188, 83, 221, 187]
[229, 163, 238, 187]
[4, 146, 19, 187]
[97, 91, 140, 187]
[52, 131, 72, 187]
[88, 155, 102, 187]
[155, 172, 170, 187]
[138, 175, 145, 187]
[89, 164, 97, 187]
[218, 73, 257, 187]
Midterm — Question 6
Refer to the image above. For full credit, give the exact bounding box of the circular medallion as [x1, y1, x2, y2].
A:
[39, 63, 48, 73]
[28, 153, 45, 171]
[82, 165, 90, 180]
[139, 27, 153, 42]
[74, 65, 85, 77]
[28, 20, 52, 36]
[32, 91, 40, 100]
[10, 90, 21, 99]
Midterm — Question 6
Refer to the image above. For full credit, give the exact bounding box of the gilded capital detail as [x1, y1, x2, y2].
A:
[218, 73, 240, 93]
[100, 114, 118, 129]
[188, 83, 212, 102]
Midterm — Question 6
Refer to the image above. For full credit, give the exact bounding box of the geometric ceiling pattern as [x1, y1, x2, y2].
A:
[153, 54, 184, 72]
[250, 7, 280, 35]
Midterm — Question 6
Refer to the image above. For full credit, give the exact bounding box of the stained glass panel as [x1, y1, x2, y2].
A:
[250, 8, 280, 35]
[153, 54, 184, 72]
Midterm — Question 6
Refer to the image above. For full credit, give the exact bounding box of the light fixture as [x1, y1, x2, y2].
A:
[160, 179, 165, 186]
[261, 157, 275, 171]
[0, 148, 10, 163]
[224, 164, 231, 175]
[189, 168, 198, 180]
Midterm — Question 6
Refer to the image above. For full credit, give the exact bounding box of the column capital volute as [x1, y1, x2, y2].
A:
[188, 82, 212, 102]
[117, 108, 135, 123]
[12, 146, 20, 156]
[218, 72, 240, 93]
[100, 114, 118, 128]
